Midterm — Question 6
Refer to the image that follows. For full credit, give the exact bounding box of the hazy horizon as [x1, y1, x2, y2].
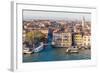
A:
[23, 10, 91, 21]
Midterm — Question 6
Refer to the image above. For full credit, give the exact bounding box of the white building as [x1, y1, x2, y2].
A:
[82, 34, 91, 48]
[52, 32, 72, 48]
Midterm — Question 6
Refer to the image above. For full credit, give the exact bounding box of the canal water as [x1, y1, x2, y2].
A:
[23, 46, 91, 62]
[23, 28, 91, 62]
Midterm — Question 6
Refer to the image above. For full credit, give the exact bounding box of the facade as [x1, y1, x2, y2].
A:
[22, 30, 26, 42]
[73, 33, 83, 48]
[52, 32, 72, 48]
[82, 34, 91, 48]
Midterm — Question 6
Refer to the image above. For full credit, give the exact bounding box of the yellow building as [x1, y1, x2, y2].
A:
[74, 33, 83, 48]
[82, 34, 91, 48]
[52, 32, 72, 48]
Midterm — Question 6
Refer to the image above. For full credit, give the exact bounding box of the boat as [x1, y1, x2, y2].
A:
[23, 51, 32, 54]
[65, 46, 79, 53]
[32, 42, 44, 53]
[23, 47, 32, 54]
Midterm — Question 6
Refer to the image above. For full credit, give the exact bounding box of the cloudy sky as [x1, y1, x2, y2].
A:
[23, 10, 91, 21]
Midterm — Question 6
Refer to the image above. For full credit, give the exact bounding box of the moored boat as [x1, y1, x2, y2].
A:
[65, 46, 79, 53]
[23, 47, 32, 54]
[32, 42, 44, 53]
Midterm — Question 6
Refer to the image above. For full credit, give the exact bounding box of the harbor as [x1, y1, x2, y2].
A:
[23, 46, 91, 62]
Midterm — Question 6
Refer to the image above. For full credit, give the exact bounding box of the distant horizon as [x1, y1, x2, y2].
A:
[23, 19, 91, 22]
[23, 10, 91, 21]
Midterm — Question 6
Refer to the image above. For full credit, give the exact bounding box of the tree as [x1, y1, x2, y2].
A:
[34, 31, 46, 42]
[25, 30, 46, 45]
[26, 31, 34, 43]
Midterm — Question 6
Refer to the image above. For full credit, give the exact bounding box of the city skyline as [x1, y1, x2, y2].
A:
[23, 10, 91, 21]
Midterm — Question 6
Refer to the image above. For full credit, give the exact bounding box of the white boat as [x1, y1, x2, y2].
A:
[66, 46, 79, 53]
[23, 48, 32, 54]
[32, 42, 44, 53]
[23, 51, 32, 54]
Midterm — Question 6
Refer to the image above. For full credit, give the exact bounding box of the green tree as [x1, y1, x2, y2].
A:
[26, 31, 34, 43]
[34, 31, 46, 42]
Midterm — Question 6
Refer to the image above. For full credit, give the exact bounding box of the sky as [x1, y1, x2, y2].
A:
[23, 10, 91, 21]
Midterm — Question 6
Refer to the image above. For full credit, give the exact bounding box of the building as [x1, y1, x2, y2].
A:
[22, 30, 26, 42]
[52, 32, 72, 48]
[82, 34, 91, 48]
[82, 16, 85, 29]
[73, 33, 83, 48]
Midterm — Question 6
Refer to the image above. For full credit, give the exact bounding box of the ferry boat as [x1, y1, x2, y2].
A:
[65, 46, 79, 53]
[23, 47, 32, 54]
[32, 42, 44, 53]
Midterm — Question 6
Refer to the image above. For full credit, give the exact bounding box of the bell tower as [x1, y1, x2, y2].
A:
[82, 16, 85, 30]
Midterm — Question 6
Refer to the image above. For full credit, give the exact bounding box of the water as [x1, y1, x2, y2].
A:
[23, 46, 91, 62]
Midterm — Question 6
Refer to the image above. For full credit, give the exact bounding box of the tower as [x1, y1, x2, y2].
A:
[82, 16, 85, 29]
